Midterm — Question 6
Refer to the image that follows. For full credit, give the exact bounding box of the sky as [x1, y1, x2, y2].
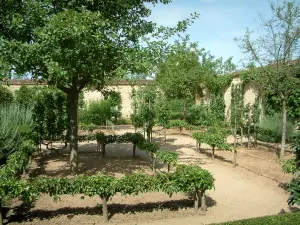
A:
[147, 0, 287, 68]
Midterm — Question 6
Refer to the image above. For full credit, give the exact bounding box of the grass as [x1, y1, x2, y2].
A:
[211, 212, 300, 225]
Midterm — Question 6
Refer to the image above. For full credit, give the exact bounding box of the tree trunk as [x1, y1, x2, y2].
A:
[233, 148, 237, 167]
[212, 146, 215, 159]
[183, 98, 187, 120]
[133, 144, 136, 158]
[240, 127, 243, 147]
[164, 126, 167, 144]
[200, 191, 207, 212]
[193, 189, 199, 212]
[68, 91, 79, 174]
[280, 96, 287, 160]
[102, 144, 106, 157]
[152, 153, 156, 172]
[179, 127, 182, 136]
[147, 129, 151, 142]
[167, 164, 170, 172]
[0, 204, 3, 225]
[101, 196, 109, 223]
[196, 141, 199, 150]
[247, 126, 250, 148]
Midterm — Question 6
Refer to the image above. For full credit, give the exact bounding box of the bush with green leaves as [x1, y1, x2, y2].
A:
[0, 139, 36, 225]
[257, 113, 294, 143]
[0, 85, 14, 105]
[186, 104, 213, 126]
[282, 132, 300, 206]
[169, 119, 188, 135]
[0, 104, 33, 161]
[192, 126, 231, 159]
[156, 150, 178, 172]
[32, 87, 68, 147]
[213, 212, 300, 225]
[14, 85, 37, 108]
[0, 164, 214, 223]
[79, 99, 114, 126]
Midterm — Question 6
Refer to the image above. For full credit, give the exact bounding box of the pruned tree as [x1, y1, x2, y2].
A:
[1, 1, 198, 173]
[235, 1, 300, 160]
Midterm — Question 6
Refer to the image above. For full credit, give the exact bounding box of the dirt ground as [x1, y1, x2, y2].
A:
[4, 127, 299, 225]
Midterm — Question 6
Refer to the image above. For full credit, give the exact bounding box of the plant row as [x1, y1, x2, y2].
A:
[2, 164, 214, 223]
[78, 132, 178, 172]
[192, 127, 232, 159]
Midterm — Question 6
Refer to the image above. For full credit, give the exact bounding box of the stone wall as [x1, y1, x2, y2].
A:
[6, 77, 261, 120]
[6, 80, 151, 119]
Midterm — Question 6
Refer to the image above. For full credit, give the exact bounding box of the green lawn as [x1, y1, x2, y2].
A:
[212, 212, 300, 225]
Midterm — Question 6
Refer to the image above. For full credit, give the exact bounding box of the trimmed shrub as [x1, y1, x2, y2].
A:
[257, 113, 294, 143]
[15, 85, 37, 107]
[213, 212, 300, 225]
[0, 85, 14, 105]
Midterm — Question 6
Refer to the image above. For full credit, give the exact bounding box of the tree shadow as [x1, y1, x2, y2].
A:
[28, 143, 167, 178]
[198, 148, 234, 164]
[8, 197, 217, 223]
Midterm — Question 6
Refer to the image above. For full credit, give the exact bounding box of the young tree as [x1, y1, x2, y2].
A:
[235, 1, 300, 160]
[156, 38, 203, 119]
[1, 1, 198, 173]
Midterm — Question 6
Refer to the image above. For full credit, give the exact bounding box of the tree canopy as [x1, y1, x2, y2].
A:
[235, 0, 300, 160]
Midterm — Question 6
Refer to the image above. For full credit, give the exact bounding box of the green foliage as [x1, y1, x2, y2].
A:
[0, 85, 14, 105]
[166, 98, 193, 120]
[172, 165, 215, 192]
[0, 104, 32, 160]
[186, 95, 225, 127]
[282, 159, 297, 174]
[32, 87, 68, 142]
[156, 150, 178, 166]
[130, 86, 157, 140]
[230, 84, 244, 128]
[213, 212, 300, 225]
[79, 100, 115, 126]
[0, 139, 36, 205]
[170, 120, 188, 130]
[14, 85, 37, 108]
[155, 93, 170, 128]
[192, 126, 231, 157]
[117, 173, 157, 196]
[137, 141, 159, 154]
[264, 90, 300, 120]
[257, 114, 294, 143]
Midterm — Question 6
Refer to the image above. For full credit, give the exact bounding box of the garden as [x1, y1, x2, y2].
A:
[1, 1, 300, 225]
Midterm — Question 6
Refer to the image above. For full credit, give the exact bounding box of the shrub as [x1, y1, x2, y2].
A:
[186, 104, 213, 126]
[79, 99, 115, 125]
[0, 104, 32, 161]
[213, 212, 300, 225]
[257, 113, 294, 143]
[15, 85, 37, 108]
[0, 85, 14, 105]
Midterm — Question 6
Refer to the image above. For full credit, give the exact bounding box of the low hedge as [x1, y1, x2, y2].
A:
[212, 212, 300, 225]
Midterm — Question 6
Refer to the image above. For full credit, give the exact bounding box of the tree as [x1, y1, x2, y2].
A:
[1, 1, 197, 173]
[155, 92, 171, 143]
[156, 37, 236, 120]
[235, 1, 300, 160]
[156, 38, 203, 119]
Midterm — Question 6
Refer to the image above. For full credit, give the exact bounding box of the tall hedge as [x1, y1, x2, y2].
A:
[0, 85, 14, 105]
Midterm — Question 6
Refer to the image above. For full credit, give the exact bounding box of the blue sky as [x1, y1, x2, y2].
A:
[147, 0, 281, 68]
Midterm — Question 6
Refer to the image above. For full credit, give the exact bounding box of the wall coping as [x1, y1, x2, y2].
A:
[6, 79, 154, 86]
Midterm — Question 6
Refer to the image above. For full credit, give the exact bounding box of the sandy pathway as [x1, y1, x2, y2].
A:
[138, 132, 297, 225]
[8, 129, 298, 225]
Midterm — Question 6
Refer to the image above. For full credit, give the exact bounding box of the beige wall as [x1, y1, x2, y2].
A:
[83, 85, 134, 118]
[7, 77, 261, 120]
[7, 82, 137, 119]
